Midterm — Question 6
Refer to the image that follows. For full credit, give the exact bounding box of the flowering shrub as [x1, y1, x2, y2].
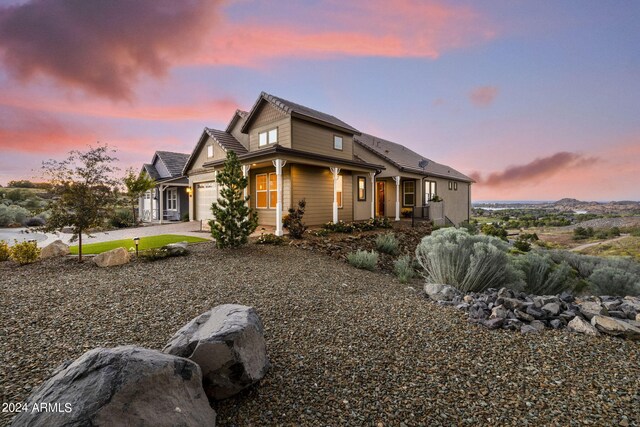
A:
[9, 240, 41, 265]
[256, 233, 285, 245]
[0, 240, 10, 262]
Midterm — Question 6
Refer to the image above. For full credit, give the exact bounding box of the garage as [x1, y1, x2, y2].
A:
[194, 181, 217, 221]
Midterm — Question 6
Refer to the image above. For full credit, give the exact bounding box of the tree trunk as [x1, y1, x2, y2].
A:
[78, 230, 83, 263]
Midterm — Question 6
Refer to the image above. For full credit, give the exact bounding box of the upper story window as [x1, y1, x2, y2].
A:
[334, 135, 343, 150]
[207, 145, 214, 158]
[259, 128, 278, 147]
[357, 176, 366, 201]
[449, 181, 458, 191]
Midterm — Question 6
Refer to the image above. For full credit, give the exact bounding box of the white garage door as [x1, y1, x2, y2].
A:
[195, 181, 217, 221]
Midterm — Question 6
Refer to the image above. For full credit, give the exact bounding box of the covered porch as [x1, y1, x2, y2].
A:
[139, 176, 190, 223]
[372, 175, 446, 225]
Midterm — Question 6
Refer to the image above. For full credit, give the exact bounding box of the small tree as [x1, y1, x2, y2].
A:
[41, 145, 119, 261]
[123, 168, 156, 224]
[283, 199, 308, 239]
[209, 151, 258, 248]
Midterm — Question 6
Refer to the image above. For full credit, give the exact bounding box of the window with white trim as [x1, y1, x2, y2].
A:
[256, 173, 277, 209]
[336, 175, 343, 208]
[259, 128, 278, 147]
[334, 135, 343, 150]
[425, 180, 437, 202]
[167, 188, 177, 210]
[454, 182, 458, 191]
[448, 181, 453, 191]
[207, 145, 213, 158]
[269, 173, 277, 208]
[403, 181, 415, 206]
[357, 176, 366, 201]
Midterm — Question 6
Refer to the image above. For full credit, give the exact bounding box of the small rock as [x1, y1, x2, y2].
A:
[578, 300, 607, 320]
[550, 319, 565, 329]
[424, 283, 460, 302]
[521, 325, 539, 334]
[542, 302, 561, 316]
[567, 316, 599, 336]
[608, 311, 628, 319]
[591, 315, 640, 340]
[93, 247, 130, 267]
[526, 306, 546, 320]
[463, 295, 474, 304]
[530, 320, 546, 332]
[162, 242, 189, 256]
[514, 309, 534, 322]
[559, 291, 574, 303]
[483, 318, 504, 330]
[501, 297, 524, 310]
[490, 305, 509, 319]
[602, 300, 622, 311]
[40, 240, 70, 259]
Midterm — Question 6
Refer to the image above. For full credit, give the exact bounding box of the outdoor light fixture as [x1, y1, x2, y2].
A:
[186, 187, 193, 197]
[133, 237, 140, 257]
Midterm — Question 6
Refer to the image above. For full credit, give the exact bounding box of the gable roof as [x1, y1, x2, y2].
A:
[153, 151, 191, 178]
[182, 127, 247, 175]
[225, 109, 249, 133]
[241, 91, 360, 135]
[355, 133, 474, 183]
[142, 163, 161, 180]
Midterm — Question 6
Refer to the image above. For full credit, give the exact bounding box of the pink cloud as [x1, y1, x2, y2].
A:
[469, 86, 499, 107]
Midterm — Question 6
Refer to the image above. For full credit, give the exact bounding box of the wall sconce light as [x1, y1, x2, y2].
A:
[133, 237, 140, 257]
[186, 187, 193, 197]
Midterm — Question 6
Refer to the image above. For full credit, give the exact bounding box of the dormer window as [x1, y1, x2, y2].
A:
[259, 128, 278, 147]
[334, 135, 343, 150]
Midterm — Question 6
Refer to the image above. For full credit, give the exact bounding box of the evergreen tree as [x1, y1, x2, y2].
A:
[210, 151, 258, 248]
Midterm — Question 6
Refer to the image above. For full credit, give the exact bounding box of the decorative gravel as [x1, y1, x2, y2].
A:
[1, 243, 639, 426]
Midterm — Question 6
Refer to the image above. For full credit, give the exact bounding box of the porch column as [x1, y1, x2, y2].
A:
[242, 164, 251, 206]
[158, 185, 165, 224]
[369, 172, 376, 218]
[330, 167, 341, 223]
[393, 176, 401, 221]
[272, 159, 287, 236]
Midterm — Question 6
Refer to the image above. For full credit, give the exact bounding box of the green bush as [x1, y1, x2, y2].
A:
[140, 247, 169, 261]
[459, 221, 478, 235]
[0, 204, 30, 226]
[512, 239, 531, 252]
[0, 240, 10, 261]
[347, 250, 378, 271]
[256, 233, 285, 245]
[415, 228, 521, 293]
[394, 255, 415, 283]
[283, 199, 308, 239]
[480, 223, 508, 241]
[588, 267, 639, 296]
[375, 232, 399, 255]
[573, 226, 594, 240]
[109, 209, 135, 228]
[511, 251, 573, 295]
[9, 240, 41, 265]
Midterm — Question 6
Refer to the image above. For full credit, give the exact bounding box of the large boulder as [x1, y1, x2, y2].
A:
[163, 241, 189, 257]
[424, 283, 460, 302]
[164, 304, 270, 400]
[591, 315, 640, 340]
[40, 240, 70, 259]
[577, 300, 607, 320]
[93, 247, 130, 267]
[11, 346, 216, 427]
[567, 316, 599, 336]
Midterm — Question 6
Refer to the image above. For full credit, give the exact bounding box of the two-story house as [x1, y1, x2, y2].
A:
[182, 92, 473, 235]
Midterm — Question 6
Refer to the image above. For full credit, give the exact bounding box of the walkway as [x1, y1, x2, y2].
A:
[569, 234, 631, 252]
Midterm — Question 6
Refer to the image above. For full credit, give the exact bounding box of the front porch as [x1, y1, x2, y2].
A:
[139, 177, 190, 223]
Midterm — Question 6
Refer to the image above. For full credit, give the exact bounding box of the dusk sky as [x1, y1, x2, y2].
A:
[0, 0, 638, 201]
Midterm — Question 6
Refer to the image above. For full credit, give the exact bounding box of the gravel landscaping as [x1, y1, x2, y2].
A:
[1, 242, 639, 426]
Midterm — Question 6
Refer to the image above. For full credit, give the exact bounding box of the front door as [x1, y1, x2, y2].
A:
[376, 181, 385, 217]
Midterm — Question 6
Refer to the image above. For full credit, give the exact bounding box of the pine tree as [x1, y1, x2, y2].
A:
[209, 151, 258, 248]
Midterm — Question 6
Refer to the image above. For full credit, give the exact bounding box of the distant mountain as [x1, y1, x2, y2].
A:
[553, 198, 584, 206]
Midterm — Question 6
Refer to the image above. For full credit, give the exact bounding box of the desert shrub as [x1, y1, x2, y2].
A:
[347, 250, 378, 271]
[549, 250, 640, 280]
[416, 228, 522, 293]
[588, 267, 639, 296]
[459, 221, 478, 235]
[481, 223, 508, 241]
[140, 247, 169, 261]
[512, 239, 531, 252]
[0, 204, 30, 227]
[394, 255, 415, 283]
[23, 217, 46, 227]
[573, 226, 594, 240]
[0, 240, 10, 261]
[283, 199, 308, 239]
[109, 209, 135, 228]
[256, 233, 285, 245]
[375, 232, 399, 255]
[594, 227, 621, 240]
[9, 240, 41, 265]
[511, 251, 573, 295]
[519, 232, 539, 241]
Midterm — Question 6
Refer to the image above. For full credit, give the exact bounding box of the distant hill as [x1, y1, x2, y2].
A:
[474, 198, 640, 214]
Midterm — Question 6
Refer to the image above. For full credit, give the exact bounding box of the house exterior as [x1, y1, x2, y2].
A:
[183, 92, 473, 235]
[139, 151, 190, 223]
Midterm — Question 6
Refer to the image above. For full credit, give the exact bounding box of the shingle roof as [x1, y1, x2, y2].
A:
[242, 92, 360, 134]
[355, 133, 474, 182]
[205, 128, 248, 154]
[225, 109, 249, 133]
[142, 163, 160, 180]
[155, 151, 191, 178]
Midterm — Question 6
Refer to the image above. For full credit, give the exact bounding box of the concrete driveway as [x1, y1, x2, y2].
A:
[1, 221, 212, 247]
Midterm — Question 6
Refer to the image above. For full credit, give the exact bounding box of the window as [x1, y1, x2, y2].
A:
[448, 181, 453, 191]
[167, 188, 177, 210]
[357, 176, 366, 201]
[403, 181, 415, 206]
[256, 173, 277, 209]
[256, 174, 268, 208]
[269, 173, 277, 208]
[425, 180, 437, 202]
[336, 175, 343, 208]
[454, 182, 458, 191]
[207, 145, 214, 158]
[259, 128, 278, 147]
[334, 135, 343, 150]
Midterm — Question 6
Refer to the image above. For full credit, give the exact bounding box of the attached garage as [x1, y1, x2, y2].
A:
[194, 181, 217, 221]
